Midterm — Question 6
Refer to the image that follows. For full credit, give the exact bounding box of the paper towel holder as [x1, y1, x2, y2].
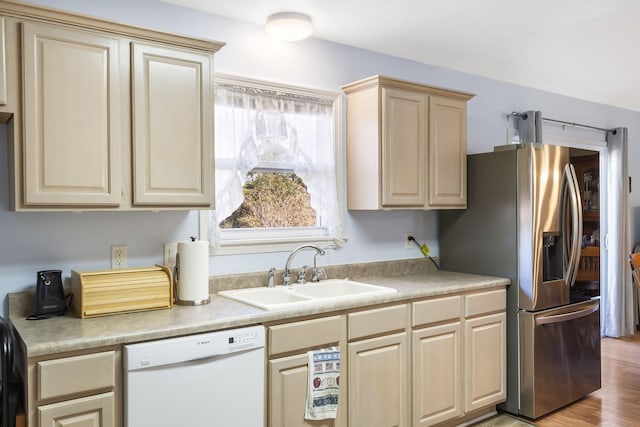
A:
[174, 237, 211, 306]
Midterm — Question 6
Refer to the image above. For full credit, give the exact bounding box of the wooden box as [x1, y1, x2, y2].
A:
[71, 266, 173, 318]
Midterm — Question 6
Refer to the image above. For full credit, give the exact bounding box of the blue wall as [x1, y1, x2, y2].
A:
[2, 0, 638, 313]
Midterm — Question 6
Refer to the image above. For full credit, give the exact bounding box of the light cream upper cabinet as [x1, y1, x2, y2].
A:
[381, 87, 427, 207]
[1, 0, 223, 210]
[343, 75, 474, 210]
[428, 96, 467, 207]
[22, 21, 122, 206]
[0, 14, 12, 124]
[0, 16, 7, 106]
[131, 42, 213, 206]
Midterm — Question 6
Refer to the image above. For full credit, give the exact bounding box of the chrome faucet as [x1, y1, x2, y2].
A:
[311, 267, 326, 283]
[311, 243, 334, 283]
[283, 245, 325, 286]
[298, 266, 308, 284]
[267, 267, 276, 288]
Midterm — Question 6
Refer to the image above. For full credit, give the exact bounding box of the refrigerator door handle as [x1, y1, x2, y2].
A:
[535, 300, 599, 325]
[563, 163, 583, 287]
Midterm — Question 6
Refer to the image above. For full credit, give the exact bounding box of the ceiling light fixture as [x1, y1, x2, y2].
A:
[265, 12, 314, 42]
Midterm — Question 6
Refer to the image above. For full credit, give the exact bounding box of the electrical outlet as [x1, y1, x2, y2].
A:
[111, 245, 128, 269]
[164, 243, 178, 271]
[405, 233, 414, 250]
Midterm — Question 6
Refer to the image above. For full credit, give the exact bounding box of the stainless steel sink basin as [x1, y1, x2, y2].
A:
[218, 279, 396, 311]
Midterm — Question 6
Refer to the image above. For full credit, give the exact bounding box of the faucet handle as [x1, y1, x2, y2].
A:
[311, 267, 327, 283]
[283, 271, 292, 287]
[267, 267, 276, 288]
[297, 265, 308, 284]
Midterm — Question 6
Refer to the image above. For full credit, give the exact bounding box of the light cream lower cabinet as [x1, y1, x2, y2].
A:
[463, 294, 507, 412]
[266, 289, 506, 427]
[0, 1, 223, 210]
[348, 305, 409, 427]
[38, 393, 115, 427]
[412, 290, 506, 427]
[267, 316, 347, 427]
[21, 347, 121, 427]
[412, 296, 463, 427]
[342, 75, 474, 210]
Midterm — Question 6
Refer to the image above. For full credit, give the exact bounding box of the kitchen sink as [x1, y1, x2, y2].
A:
[218, 279, 397, 311]
[291, 279, 396, 299]
[218, 286, 314, 311]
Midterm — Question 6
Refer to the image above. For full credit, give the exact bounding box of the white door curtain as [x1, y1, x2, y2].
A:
[602, 127, 633, 337]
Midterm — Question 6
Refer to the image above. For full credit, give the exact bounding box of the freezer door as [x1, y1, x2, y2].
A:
[519, 300, 601, 419]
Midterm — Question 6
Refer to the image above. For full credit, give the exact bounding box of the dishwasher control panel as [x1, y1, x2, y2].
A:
[228, 329, 262, 349]
[124, 325, 265, 371]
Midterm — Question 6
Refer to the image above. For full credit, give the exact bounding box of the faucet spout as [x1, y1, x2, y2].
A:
[283, 245, 325, 286]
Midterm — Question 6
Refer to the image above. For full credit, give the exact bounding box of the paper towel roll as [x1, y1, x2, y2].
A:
[175, 239, 210, 305]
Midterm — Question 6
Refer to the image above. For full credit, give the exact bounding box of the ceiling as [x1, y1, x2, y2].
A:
[162, 0, 640, 112]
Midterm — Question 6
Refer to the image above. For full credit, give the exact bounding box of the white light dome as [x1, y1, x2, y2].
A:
[265, 12, 314, 42]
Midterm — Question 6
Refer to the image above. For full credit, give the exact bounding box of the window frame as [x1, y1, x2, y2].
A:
[199, 74, 345, 255]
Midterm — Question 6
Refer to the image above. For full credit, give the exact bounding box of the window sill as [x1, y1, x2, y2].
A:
[209, 235, 342, 256]
[199, 211, 345, 255]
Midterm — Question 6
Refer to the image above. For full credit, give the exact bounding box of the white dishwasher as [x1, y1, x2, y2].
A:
[124, 325, 265, 427]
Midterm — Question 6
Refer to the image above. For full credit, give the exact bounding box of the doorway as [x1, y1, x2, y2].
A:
[570, 149, 601, 300]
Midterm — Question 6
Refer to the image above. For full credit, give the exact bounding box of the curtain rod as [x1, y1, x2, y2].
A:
[509, 111, 617, 135]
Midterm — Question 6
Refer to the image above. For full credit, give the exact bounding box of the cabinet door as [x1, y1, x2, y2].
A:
[464, 312, 507, 412]
[269, 353, 344, 427]
[349, 332, 409, 427]
[428, 96, 467, 208]
[413, 322, 462, 427]
[0, 17, 6, 106]
[38, 392, 114, 427]
[22, 21, 122, 206]
[381, 87, 427, 207]
[132, 42, 213, 207]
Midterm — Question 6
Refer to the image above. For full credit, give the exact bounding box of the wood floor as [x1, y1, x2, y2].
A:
[533, 332, 640, 427]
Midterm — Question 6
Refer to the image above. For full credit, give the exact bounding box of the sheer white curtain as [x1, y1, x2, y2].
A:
[209, 80, 342, 245]
[602, 127, 634, 336]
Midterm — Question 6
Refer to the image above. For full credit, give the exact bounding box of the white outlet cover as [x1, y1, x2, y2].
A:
[111, 245, 128, 269]
[404, 233, 414, 250]
[164, 243, 178, 271]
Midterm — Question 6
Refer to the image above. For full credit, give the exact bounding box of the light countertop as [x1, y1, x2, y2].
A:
[10, 267, 509, 357]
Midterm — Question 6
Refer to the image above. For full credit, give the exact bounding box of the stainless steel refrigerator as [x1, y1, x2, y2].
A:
[439, 143, 601, 419]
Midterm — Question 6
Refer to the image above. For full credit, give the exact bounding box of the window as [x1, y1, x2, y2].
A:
[200, 74, 344, 254]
